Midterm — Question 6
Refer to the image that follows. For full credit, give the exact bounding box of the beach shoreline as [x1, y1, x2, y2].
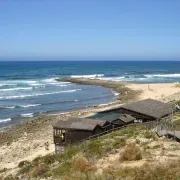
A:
[1, 78, 180, 172]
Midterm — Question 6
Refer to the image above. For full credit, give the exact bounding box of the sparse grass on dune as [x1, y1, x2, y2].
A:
[3, 124, 180, 180]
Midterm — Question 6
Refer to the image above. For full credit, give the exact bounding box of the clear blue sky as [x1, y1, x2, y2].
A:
[0, 0, 180, 60]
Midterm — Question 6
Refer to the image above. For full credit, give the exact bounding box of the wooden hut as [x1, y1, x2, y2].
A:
[118, 99, 174, 122]
[52, 118, 108, 153]
[90, 99, 174, 123]
[89, 112, 135, 128]
[111, 114, 135, 127]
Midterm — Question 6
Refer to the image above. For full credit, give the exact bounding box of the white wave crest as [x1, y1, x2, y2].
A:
[42, 78, 59, 83]
[21, 113, 33, 118]
[71, 74, 104, 79]
[0, 89, 82, 100]
[30, 83, 44, 86]
[145, 74, 180, 78]
[0, 87, 33, 92]
[112, 91, 120, 96]
[0, 118, 11, 123]
[98, 101, 116, 106]
[19, 104, 41, 108]
[0, 83, 17, 87]
[6, 106, 16, 109]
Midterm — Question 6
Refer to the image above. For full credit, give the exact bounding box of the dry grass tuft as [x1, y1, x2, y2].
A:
[120, 143, 142, 161]
[73, 156, 96, 173]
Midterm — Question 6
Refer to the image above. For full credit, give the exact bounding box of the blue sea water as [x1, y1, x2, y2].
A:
[0, 61, 180, 128]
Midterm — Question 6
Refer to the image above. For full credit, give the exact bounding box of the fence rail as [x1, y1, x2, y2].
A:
[72, 120, 159, 146]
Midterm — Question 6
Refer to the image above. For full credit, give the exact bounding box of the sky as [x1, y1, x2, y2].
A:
[0, 0, 180, 60]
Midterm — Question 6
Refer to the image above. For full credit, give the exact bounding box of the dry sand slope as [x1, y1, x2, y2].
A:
[127, 83, 180, 102]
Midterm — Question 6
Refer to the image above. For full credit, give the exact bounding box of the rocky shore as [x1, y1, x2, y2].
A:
[57, 77, 142, 102]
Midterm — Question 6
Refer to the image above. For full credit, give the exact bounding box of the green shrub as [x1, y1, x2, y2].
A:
[31, 165, 49, 178]
[144, 131, 156, 140]
[4, 175, 19, 180]
[84, 140, 103, 158]
[112, 138, 126, 149]
[18, 163, 34, 175]
[18, 160, 30, 168]
[51, 161, 73, 178]
[42, 154, 57, 165]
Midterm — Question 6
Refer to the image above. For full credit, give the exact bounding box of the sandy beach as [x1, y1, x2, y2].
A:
[127, 83, 180, 102]
[1, 79, 180, 175]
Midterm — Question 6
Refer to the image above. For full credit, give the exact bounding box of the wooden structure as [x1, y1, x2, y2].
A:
[52, 118, 109, 153]
[118, 99, 174, 121]
[111, 114, 135, 127]
[97, 99, 174, 122]
[89, 112, 135, 127]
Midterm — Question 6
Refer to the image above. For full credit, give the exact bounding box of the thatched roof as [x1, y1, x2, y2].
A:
[120, 99, 173, 119]
[52, 118, 107, 131]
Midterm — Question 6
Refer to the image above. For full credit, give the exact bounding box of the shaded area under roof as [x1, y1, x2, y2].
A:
[118, 114, 135, 123]
[52, 118, 107, 131]
[89, 112, 135, 123]
[120, 99, 174, 119]
[89, 112, 121, 122]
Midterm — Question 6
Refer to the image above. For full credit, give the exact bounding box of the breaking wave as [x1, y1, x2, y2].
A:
[0, 89, 82, 100]
[21, 113, 33, 118]
[0, 87, 33, 92]
[0, 118, 11, 123]
[145, 74, 180, 78]
[71, 74, 104, 78]
[19, 104, 41, 108]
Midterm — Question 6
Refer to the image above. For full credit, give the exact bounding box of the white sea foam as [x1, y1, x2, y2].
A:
[0, 83, 17, 87]
[98, 101, 116, 106]
[42, 78, 59, 83]
[21, 113, 33, 118]
[55, 84, 70, 87]
[19, 104, 41, 108]
[0, 118, 11, 123]
[30, 83, 44, 86]
[113, 91, 120, 96]
[6, 106, 16, 109]
[145, 74, 180, 78]
[0, 87, 33, 92]
[25, 80, 37, 84]
[0, 89, 82, 100]
[71, 74, 104, 79]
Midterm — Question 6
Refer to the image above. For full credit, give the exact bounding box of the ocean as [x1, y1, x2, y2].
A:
[0, 61, 180, 128]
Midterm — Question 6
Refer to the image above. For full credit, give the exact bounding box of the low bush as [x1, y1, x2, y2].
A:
[73, 156, 96, 173]
[31, 165, 49, 178]
[51, 161, 73, 178]
[18, 163, 34, 175]
[84, 140, 103, 158]
[18, 160, 30, 168]
[120, 143, 142, 161]
[4, 175, 19, 180]
[112, 138, 126, 149]
[144, 131, 156, 140]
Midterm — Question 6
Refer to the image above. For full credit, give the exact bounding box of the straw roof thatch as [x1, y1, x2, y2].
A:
[52, 118, 107, 131]
[120, 99, 173, 119]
